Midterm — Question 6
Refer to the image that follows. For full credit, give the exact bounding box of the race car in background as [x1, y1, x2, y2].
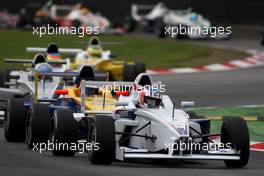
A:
[127, 3, 230, 39]
[46, 73, 249, 167]
[1, 59, 108, 148]
[0, 54, 70, 143]
[26, 37, 146, 81]
[34, 1, 123, 34]
[0, 11, 19, 29]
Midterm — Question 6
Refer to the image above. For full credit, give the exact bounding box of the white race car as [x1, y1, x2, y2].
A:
[129, 3, 230, 39]
[50, 73, 249, 167]
[0, 54, 69, 142]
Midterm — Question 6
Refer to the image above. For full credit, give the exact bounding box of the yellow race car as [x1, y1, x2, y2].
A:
[26, 37, 146, 81]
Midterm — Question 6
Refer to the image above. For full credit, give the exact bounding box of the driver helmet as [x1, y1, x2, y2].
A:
[87, 46, 103, 57]
[190, 13, 198, 22]
[47, 53, 61, 60]
[35, 63, 53, 80]
[86, 37, 103, 57]
[138, 86, 162, 108]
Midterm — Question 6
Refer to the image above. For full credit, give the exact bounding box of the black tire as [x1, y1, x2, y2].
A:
[0, 71, 4, 88]
[157, 23, 166, 39]
[25, 103, 51, 149]
[4, 70, 11, 88]
[175, 24, 188, 40]
[50, 109, 78, 156]
[176, 33, 188, 40]
[135, 62, 146, 77]
[261, 35, 264, 45]
[123, 16, 136, 32]
[3, 70, 18, 88]
[123, 64, 136, 81]
[4, 99, 27, 142]
[88, 115, 115, 164]
[221, 116, 250, 167]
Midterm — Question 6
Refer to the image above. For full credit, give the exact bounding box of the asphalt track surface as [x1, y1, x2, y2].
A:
[0, 128, 263, 176]
[153, 31, 264, 107]
[154, 65, 264, 107]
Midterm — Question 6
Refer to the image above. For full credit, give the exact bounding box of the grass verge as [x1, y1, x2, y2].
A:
[189, 106, 264, 142]
[0, 29, 248, 70]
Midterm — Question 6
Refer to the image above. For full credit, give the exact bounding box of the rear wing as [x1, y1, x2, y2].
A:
[26, 47, 83, 55]
[33, 71, 107, 102]
[5, 58, 68, 65]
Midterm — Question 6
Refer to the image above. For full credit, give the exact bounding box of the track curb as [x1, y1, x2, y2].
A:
[147, 50, 264, 75]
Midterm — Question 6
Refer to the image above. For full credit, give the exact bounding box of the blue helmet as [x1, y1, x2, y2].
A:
[35, 63, 53, 73]
[190, 13, 198, 22]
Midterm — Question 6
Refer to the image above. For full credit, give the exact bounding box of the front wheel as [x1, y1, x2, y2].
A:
[123, 64, 136, 81]
[25, 103, 50, 149]
[4, 99, 27, 142]
[50, 109, 78, 156]
[261, 34, 264, 45]
[221, 116, 250, 167]
[135, 62, 146, 77]
[88, 115, 115, 164]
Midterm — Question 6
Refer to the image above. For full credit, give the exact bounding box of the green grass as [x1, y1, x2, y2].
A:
[189, 106, 264, 141]
[0, 29, 248, 70]
[210, 120, 264, 142]
[191, 106, 264, 117]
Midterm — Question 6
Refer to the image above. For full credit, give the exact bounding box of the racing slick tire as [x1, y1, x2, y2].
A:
[88, 115, 115, 164]
[26, 103, 51, 149]
[50, 109, 78, 156]
[221, 116, 249, 167]
[135, 62, 146, 77]
[157, 22, 167, 39]
[0, 71, 4, 87]
[123, 64, 136, 81]
[4, 70, 11, 88]
[4, 98, 27, 142]
[261, 34, 264, 45]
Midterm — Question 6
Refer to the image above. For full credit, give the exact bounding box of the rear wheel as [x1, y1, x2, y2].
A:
[261, 34, 264, 45]
[4, 70, 11, 88]
[88, 115, 115, 164]
[157, 22, 166, 39]
[123, 64, 136, 81]
[0, 71, 4, 87]
[135, 62, 146, 77]
[4, 99, 27, 142]
[50, 109, 78, 156]
[25, 103, 50, 149]
[221, 116, 249, 167]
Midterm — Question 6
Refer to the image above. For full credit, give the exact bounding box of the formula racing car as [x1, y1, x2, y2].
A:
[26, 37, 146, 81]
[45, 73, 250, 167]
[128, 3, 231, 39]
